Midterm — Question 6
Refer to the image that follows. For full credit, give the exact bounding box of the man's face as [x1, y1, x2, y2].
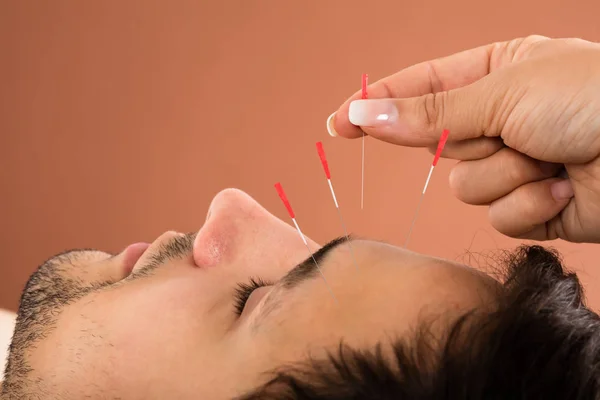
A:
[6, 189, 498, 399]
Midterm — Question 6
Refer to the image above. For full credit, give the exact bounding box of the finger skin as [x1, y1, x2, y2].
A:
[488, 177, 572, 239]
[449, 148, 562, 205]
[427, 137, 504, 161]
[331, 36, 549, 140]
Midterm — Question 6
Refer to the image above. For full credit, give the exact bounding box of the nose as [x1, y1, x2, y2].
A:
[193, 189, 319, 272]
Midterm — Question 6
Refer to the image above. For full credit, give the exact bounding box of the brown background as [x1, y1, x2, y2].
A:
[2, 1, 600, 311]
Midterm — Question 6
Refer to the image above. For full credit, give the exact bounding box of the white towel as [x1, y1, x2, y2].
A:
[0, 309, 16, 374]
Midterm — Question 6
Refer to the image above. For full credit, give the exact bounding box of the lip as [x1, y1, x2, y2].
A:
[122, 242, 151, 274]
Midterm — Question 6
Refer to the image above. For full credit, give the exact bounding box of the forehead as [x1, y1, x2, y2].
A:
[357, 240, 500, 304]
[252, 239, 498, 346]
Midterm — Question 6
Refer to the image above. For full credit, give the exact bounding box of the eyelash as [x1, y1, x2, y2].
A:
[233, 277, 274, 316]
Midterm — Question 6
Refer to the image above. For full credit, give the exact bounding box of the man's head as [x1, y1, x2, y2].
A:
[2, 188, 600, 399]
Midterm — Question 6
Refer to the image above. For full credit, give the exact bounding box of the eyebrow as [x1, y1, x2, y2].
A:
[251, 235, 353, 328]
[279, 236, 349, 288]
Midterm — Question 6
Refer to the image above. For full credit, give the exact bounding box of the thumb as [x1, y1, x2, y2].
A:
[339, 78, 507, 147]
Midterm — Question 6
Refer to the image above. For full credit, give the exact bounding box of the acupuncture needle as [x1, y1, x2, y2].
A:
[404, 129, 450, 248]
[316, 141, 359, 271]
[361, 73, 368, 210]
[274, 182, 338, 302]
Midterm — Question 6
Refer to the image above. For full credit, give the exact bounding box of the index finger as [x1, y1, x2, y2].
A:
[328, 36, 548, 139]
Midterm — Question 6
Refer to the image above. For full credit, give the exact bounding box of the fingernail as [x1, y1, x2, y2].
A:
[348, 99, 398, 126]
[550, 179, 574, 201]
[326, 112, 338, 137]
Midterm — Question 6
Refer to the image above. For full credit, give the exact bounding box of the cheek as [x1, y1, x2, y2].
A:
[111, 278, 220, 341]
[53, 281, 227, 389]
[33, 278, 242, 398]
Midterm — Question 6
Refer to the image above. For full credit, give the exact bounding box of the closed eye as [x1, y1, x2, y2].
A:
[233, 277, 274, 315]
[232, 236, 350, 318]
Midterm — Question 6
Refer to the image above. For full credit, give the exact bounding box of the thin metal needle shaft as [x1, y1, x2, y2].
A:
[335, 206, 360, 271]
[404, 192, 425, 248]
[404, 164, 435, 248]
[307, 249, 338, 303]
[292, 218, 338, 303]
[316, 142, 360, 272]
[360, 73, 368, 210]
[275, 182, 337, 303]
[361, 133, 365, 209]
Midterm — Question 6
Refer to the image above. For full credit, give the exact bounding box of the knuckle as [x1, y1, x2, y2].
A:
[380, 79, 396, 98]
[523, 34, 550, 43]
[500, 35, 549, 65]
[422, 91, 446, 132]
[513, 35, 550, 59]
[502, 151, 529, 184]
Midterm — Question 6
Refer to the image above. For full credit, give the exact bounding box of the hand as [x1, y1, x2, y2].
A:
[328, 35, 600, 244]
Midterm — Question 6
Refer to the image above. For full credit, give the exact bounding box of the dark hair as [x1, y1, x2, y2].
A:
[238, 245, 600, 399]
